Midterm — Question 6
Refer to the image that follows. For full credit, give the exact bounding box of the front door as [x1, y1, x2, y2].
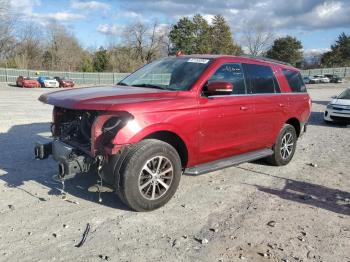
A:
[198, 63, 257, 164]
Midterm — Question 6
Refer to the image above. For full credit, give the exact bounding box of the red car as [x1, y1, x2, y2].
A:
[16, 76, 40, 88]
[54, 77, 75, 88]
[35, 55, 311, 211]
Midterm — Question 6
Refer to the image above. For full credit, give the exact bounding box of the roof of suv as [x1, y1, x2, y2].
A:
[178, 54, 294, 69]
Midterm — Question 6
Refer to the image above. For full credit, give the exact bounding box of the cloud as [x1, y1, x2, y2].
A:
[303, 48, 330, 57]
[71, 0, 110, 10]
[9, 0, 41, 14]
[9, 0, 85, 25]
[97, 24, 125, 36]
[203, 14, 215, 24]
[22, 12, 85, 26]
[114, 0, 350, 31]
[41, 12, 85, 22]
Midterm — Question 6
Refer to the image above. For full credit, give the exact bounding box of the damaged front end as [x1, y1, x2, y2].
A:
[35, 106, 130, 181]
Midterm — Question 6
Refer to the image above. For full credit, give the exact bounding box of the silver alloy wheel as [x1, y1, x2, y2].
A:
[138, 156, 174, 200]
[280, 132, 294, 159]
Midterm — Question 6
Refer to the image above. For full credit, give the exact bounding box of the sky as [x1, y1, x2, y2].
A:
[7, 0, 350, 56]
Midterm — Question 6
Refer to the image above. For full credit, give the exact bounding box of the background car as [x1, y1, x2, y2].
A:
[54, 76, 75, 88]
[37, 76, 49, 87]
[16, 76, 40, 88]
[313, 74, 330, 83]
[303, 75, 321, 84]
[303, 76, 312, 84]
[324, 74, 343, 83]
[38, 76, 59, 88]
[324, 88, 350, 125]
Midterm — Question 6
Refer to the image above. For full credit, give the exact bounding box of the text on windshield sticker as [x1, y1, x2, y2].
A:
[187, 58, 210, 64]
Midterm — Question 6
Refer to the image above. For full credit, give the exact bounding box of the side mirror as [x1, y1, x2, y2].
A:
[331, 95, 337, 99]
[207, 81, 233, 95]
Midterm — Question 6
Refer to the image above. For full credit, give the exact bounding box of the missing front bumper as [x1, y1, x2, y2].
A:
[35, 140, 93, 180]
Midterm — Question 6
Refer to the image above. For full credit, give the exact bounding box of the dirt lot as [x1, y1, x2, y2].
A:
[0, 83, 349, 262]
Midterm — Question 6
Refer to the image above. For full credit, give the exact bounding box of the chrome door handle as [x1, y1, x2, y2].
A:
[240, 106, 249, 111]
[279, 103, 285, 107]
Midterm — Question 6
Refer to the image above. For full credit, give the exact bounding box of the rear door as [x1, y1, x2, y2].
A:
[243, 63, 286, 147]
[198, 62, 257, 163]
[280, 68, 310, 123]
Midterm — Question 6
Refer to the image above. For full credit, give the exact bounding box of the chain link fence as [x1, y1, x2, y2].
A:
[0, 67, 349, 86]
[300, 67, 350, 77]
[0, 68, 129, 85]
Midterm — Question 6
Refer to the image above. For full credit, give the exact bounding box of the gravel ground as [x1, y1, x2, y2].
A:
[0, 83, 349, 262]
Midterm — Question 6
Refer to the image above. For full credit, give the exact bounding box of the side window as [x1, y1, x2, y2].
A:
[244, 64, 280, 94]
[282, 69, 307, 92]
[208, 63, 246, 95]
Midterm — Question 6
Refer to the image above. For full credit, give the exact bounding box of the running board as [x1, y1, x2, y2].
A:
[185, 148, 273, 175]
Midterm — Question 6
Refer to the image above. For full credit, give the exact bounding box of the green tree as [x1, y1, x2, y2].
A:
[321, 32, 350, 67]
[192, 14, 212, 53]
[169, 14, 241, 55]
[93, 47, 110, 72]
[266, 36, 303, 66]
[211, 15, 242, 55]
[169, 17, 196, 54]
[80, 55, 94, 72]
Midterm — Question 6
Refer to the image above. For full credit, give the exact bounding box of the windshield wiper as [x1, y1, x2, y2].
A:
[131, 84, 168, 90]
[117, 81, 128, 86]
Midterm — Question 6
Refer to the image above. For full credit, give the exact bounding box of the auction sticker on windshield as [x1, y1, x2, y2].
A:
[187, 58, 210, 64]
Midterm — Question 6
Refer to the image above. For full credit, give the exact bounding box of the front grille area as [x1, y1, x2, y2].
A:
[333, 107, 350, 111]
[330, 115, 350, 123]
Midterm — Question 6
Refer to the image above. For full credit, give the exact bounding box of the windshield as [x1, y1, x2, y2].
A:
[337, 88, 350, 99]
[118, 57, 212, 91]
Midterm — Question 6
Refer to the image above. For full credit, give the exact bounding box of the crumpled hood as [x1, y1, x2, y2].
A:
[39, 85, 181, 111]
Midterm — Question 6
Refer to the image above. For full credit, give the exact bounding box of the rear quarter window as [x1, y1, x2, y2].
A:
[244, 64, 280, 94]
[282, 69, 307, 93]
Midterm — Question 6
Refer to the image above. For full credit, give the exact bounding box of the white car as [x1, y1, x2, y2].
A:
[324, 88, 350, 125]
[44, 78, 59, 88]
[313, 75, 330, 83]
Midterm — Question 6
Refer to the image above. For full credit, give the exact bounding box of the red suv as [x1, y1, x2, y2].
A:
[35, 55, 311, 211]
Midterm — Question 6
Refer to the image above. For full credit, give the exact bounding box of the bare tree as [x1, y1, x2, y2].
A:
[124, 21, 168, 64]
[43, 23, 85, 71]
[157, 24, 172, 56]
[0, 0, 16, 60]
[243, 24, 275, 56]
[108, 45, 143, 73]
[12, 23, 43, 69]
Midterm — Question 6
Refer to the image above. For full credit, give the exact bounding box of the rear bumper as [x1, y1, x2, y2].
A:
[35, 140, 93, 179]
[302, 122, 307, 133]
[299, 121, 307, 137]
[62, 83, 74, 87]
[23, 83, 39, 88]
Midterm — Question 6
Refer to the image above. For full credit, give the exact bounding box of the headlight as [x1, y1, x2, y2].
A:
[102, 117, 122, 134]
[326, 104, 334, 109]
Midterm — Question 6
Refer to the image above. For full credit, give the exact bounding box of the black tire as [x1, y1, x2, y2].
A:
[266, 124, 297, 166]
[117, 139, 182, 211]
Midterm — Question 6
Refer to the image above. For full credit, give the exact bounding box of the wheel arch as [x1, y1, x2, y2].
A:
[286, 117, 301, 137]
[143, 130, 189, 168]
[113, 122, 192, 168]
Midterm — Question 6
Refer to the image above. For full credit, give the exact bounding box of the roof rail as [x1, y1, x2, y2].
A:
[241, 55, 292, 66]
